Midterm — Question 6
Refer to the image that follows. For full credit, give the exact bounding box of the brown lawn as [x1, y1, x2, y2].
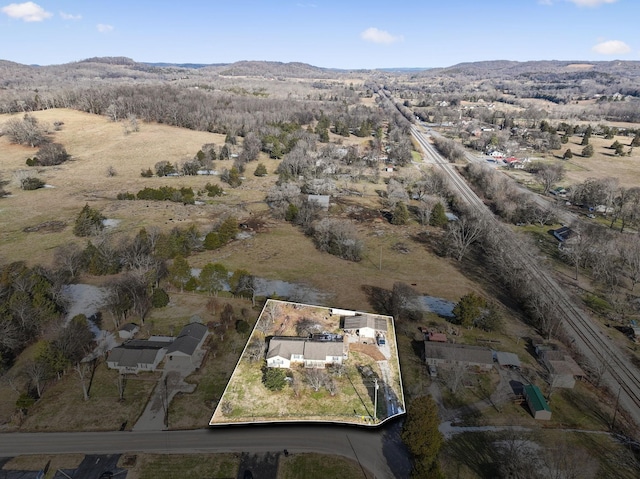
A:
[349, 343, 385, 361]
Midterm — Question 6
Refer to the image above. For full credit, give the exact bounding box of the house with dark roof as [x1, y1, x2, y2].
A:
[266, 336, 345, 369]
[107, 338, 172, 374]
[343, 314, 388, 339]
[553, 226, 575, 243]
[424, 341, 494, 370]
[166, 322, 209, 365]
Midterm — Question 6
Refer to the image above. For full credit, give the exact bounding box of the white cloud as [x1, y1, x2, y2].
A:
[567, 0, 617, 6]
[592, 40, 631, 55]
[1, 2, 52, 22]
[97, 23, 114, 33]
[360, 27, 403, 45]
[60, 11, 82, 20]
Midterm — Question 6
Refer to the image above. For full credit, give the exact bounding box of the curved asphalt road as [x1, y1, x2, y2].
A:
[0, 424, 411, 478]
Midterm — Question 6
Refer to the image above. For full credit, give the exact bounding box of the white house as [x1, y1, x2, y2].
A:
[107, 338, 172, 374]
[266, 336, 345, 369]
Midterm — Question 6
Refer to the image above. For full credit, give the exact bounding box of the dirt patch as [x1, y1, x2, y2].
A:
[22, 220, 67, 233]
[350, 343, 385, 361]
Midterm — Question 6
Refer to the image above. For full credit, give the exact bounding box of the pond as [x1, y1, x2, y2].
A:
[190, 268, 330, 304]
[418, 295, 456, 317]
[62, 283, 117, 351]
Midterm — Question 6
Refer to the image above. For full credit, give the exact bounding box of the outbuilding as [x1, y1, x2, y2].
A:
[523, 384, 552, 420]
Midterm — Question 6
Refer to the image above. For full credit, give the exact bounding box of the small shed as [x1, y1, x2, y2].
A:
[523, 384, 552, 420]
[118, 323, 139, 340]
[552, 226, 575, 243]
[427, 332, 447, 343]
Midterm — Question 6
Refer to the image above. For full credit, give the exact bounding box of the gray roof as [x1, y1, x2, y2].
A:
[424, 342, 494, 365]
[343, 314, 388, 332]
[108, 346, 163, 367]
[267, 337, 343, 360]
[122, 339, 172, 349]
[119, 322, 139, 332]
[495, 351, 521, 368]
[167, 322, 208, 356]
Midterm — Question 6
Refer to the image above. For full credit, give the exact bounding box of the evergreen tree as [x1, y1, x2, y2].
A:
[391, 201, 410, 225]
[285, 203, 299, 222]
[73, 204, 105, 237]
[151, 288, 170, 308]
[263, 367, 287, 391]
[452, 292, 487, 328]
[402, 395, 444, 479]
[631, 132, 640, 147]
[254, 163, 268, 177]
[563, 149, 573, 160]
[429, 203, 448, 228]
[581, 125, 592, 145]
[581, 144, 594, 157]
[227, 166, 242, 187]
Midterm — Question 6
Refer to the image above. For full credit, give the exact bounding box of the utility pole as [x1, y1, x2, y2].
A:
[611, 386, 622, 431]
[373, 378, 379, 423]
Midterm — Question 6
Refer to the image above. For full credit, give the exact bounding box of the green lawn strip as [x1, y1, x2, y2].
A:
[133, 454, 240, 479]
[278, 453, 366, 479]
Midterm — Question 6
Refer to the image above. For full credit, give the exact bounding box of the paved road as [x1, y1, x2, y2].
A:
[0, 424, 412, 478]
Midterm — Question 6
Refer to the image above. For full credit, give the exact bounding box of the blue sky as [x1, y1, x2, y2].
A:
[0, 0, 638, 68]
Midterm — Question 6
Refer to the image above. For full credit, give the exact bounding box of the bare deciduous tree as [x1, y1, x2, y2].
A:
[446, 212, 487, 261]
[305, 368, 327, 392]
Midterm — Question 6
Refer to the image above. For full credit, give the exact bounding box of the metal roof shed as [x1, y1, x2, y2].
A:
[495, 351, 521, 369]
[523, 384, 552, 420]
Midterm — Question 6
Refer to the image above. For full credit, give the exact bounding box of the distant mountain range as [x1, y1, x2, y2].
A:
[2, 57, 640, 87]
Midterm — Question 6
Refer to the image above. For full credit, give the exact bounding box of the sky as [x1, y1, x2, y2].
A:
[0, 0, 638, 69]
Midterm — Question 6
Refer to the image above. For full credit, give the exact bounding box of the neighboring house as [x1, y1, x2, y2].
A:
[552, 226, 575, 243]
[539, 349, 585, 389]
[118, 323, 139, 340]
[424, 342, 494, 370]
[343, 314, 388, 339]
[266, 336, 345, 369]
[107, 338, 172, 374]
[523, 384, 552, 420]
[166, 322, 209, 365]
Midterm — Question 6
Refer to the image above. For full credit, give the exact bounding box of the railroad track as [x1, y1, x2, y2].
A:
[411, 124, 640, 428]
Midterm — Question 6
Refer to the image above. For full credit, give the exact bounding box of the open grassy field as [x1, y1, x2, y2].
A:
[549, 134, 640, 188]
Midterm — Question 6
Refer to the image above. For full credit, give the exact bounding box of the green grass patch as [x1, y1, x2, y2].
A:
[278, 453, 364, 479]
[133, 454, 240, 479]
